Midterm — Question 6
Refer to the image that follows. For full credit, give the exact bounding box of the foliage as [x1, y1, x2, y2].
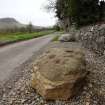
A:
[74, 0, 99, 26]
[45, 0, 56, 11]
[99, 0, 105, 21]
[27, 22, 33, 33]
[53, 24, 61, 31]
[52, 35, 60, 41]
[49, 0, 105, 28]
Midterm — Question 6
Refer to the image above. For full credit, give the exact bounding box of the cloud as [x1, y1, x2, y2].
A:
[0, 0, 56, 26]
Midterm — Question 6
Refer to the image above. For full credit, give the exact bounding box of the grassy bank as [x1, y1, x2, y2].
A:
[52, 35, 60, 41]
[52, 31, 65, 42]
[0, 30, 54, 43]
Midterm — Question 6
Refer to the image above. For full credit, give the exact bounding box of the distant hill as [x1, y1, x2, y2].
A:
[0, 18, 43, 31]
[0, 18, 25, 30]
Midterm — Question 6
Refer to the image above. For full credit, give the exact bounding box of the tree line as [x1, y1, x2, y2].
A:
[0, 23, 51, 34]
[0, 23, 35, 34]
[48, 0, 105, 31]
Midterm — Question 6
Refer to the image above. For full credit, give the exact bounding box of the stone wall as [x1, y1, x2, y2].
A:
[75, 24, 105, 56]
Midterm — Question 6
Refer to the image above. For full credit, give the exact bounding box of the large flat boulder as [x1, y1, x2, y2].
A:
[59, 34, 76, 42]
[31, 47, 88, 100]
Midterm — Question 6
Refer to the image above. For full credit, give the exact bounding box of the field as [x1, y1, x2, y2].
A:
[0, 30, 54, 45]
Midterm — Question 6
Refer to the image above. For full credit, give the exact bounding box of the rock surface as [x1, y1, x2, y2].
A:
[76, 24, 105, 56]
[31, 47, 87, 100]
[60, 24, 105, 56]
[59, 34, 76, 42]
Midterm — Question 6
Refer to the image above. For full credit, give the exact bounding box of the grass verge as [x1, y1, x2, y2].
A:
[52, 35, 60, 41]
[52, 31, 65, 42]
[0, 30, 54, 45]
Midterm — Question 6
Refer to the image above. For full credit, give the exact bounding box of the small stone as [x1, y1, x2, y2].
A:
[86, 102, 90, 105]
[9, 98, 14, 104]
[21, 99, 26, 103]
[88, 83, 92, 88]
[3, 94, 6, 98]
[84, 86, 87, 90]
[8, 85, 12, 89]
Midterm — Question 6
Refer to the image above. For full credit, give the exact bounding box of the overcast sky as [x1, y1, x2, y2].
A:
[0, 0, 56, 26]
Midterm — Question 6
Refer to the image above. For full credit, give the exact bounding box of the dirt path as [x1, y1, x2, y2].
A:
[0, 34, 56, 82]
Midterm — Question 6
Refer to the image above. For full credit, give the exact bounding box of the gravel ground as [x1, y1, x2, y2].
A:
[0, 42, 105, 105]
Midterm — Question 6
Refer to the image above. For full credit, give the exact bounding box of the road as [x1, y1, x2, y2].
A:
[0, 34, 55, 82]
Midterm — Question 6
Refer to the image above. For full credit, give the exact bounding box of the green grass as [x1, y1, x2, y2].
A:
[52, 31, 65, 42]
[0, 30, 54, 42]
[52, 35, 60, 41]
